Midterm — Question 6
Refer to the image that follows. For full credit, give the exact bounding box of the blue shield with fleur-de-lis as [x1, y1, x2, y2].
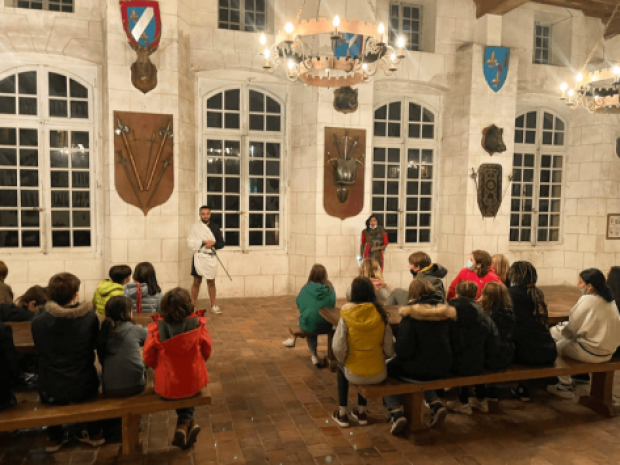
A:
[483, 47, 510, 93]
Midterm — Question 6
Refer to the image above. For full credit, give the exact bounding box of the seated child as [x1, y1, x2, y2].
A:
[477, 282, 515, 402]
[387, 252, 449, 305]
[332, 277, 395, 428]
[31, 273, 103, 452]
[346, 258, 390, 306]
[144, 288, 212, 449]
[445, 281, 499, 414]
[93, 265, 132, 316]
[124, 262, 163, 313]
[0, 285, 48, 322]
[97, 296, 148, 397]
[508, 261, 557, 401]
[0, 321, 20, 411]
[0, 261, 13, 304]
[384, 279, 458, 434]
[282, 264, 336, 368]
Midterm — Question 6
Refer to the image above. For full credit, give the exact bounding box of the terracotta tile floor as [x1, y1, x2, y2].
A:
[3, 294, 620, 464]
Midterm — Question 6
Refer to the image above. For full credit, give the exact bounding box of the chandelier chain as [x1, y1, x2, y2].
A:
[316, 0, 321, 20]
[295, 0, 308, 24]
[583, 1, 620, 71]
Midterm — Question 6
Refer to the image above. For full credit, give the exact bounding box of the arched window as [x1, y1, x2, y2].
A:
[0, 68, 93, 250]
[372, 99, 437, 244]
[510, 109, 565, 243]
[203, 87, 283, 249]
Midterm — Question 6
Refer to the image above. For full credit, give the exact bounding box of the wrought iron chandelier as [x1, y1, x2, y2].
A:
[258, 0, 405, 88]
[559, 3, 620, 114]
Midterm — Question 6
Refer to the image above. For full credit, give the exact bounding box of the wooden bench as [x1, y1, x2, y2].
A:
[0, 386, 211, 455]
[352, 356, 620, 444]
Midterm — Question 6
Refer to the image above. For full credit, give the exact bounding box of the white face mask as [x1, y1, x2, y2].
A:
[370, 224, 377, 229]
[466, 259, 474, 271]
[581, 287, 589, 296]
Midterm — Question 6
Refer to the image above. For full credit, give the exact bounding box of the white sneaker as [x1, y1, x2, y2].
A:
[547, 383, 575, 399]
[446, 400, 473, 414]
[282, 337, 296, 348]
[210, 305, 222, 314]
[468, 397, 489, 413]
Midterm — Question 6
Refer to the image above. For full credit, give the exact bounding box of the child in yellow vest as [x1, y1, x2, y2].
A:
[332, 277, 395, 427]
[93, 265, 132, 316]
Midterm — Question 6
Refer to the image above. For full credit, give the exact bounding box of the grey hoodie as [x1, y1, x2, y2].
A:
[100, 321, 148, 392]
[124, 282, 163, 313]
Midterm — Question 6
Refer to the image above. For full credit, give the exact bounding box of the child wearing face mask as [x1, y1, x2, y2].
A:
[547, 268, 620, 399]
[447, 250, 502, 301]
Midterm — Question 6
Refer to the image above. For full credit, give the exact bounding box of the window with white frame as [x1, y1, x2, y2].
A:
[218, 0, 267, 32]
[203, 87, 283, 249]
[533, 22, 551, 65]
[0, 68, 93, 250]
[372, 100, 436, 244]
[4, 0, 73, 12]
[389, 2, 421, 51]
[510, 109, 565, 244]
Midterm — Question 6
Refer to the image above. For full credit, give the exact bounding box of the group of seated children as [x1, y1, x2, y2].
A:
[284, 250, 620, 435]
[0, 261, 211, 453]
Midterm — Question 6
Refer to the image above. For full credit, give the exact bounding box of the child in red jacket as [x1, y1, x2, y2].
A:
[143, 287, 212, 449]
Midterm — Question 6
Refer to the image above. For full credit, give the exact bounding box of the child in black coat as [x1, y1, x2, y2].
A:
[446, 281, 500, 414]
[0, 322, 20, 410]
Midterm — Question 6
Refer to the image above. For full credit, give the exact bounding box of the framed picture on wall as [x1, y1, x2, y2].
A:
[607, 214, 620, 240]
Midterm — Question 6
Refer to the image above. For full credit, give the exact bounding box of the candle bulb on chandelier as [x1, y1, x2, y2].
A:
[377, 23, 385, 44]
[284, 22, 294, 42]
[560, 82, 568, 99]
[260, 33, 267, 53]
[576, 72, 583, 83]
[397, 37, 405, 58]
[614, 66, 620, 84]
[333, 15, 340, 35]
[263, 48, 271, 69]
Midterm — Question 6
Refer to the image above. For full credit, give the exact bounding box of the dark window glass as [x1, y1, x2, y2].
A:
[48, 73, 67, 97]
[0, 75, 15, 94]
[0, 231, 18, 247]
[21, 231, 39, 247]
[73, 230, 91, 247]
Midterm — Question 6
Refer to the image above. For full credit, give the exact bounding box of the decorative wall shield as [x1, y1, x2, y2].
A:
[324, 127, 365, 220]
[334, 33, 364, 59]
[333, 87, 358, 114]
[481, 124, 506, 155]
[113, 111, 173, 215]
[483, 46, 510, 93]
[477, 163, 502, 217]
[120, 1, 161, 50]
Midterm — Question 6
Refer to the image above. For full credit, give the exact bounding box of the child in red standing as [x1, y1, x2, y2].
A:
[143, 287, 212, 449]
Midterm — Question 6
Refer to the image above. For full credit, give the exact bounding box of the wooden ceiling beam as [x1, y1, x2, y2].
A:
[474, 0, 531, 18]
[532, 0, 615, 17]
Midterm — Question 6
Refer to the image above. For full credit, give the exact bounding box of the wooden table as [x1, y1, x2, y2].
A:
[319, 286, 577, 371]
[8, 313, 157, 354]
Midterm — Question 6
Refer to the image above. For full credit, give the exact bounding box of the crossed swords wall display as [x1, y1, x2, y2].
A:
[113, 111, 174, 215]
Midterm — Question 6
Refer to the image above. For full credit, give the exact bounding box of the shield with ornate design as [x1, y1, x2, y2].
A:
[120, 0, 161, 50]
[483, 46, 510, 93]
[477, 163, 502, 218]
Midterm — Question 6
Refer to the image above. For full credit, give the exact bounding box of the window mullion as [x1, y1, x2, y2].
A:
[400, 137, 407, 248]
[241, 133, 248, 252]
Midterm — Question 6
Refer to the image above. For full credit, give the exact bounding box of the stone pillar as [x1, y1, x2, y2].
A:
[438, 39, 519, 280]
[102, 0, 195, 291]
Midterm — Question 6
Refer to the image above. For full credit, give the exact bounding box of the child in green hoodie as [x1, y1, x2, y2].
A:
[93, 265, 132, 316]
[282, 264, 336, 368]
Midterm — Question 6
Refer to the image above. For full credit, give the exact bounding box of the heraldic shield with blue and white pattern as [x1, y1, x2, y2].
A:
[120, 0, 162, 50]
[483, 46, 510, 93]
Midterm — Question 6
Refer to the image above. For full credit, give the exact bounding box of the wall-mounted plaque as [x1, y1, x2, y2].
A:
[607, 214, 620, 240]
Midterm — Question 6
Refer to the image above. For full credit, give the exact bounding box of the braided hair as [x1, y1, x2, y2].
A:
[507, 261, 549, 327]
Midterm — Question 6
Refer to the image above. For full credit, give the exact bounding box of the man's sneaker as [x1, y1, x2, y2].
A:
[389, 410, 407, 435]
[282, 337, 296, 348]
[547, 383, 575, 399]
[331, 410, 350, 428]
[45, 432, 70, 453]
[511, 385, 531, 402]
[172, 419, 190, 448]
[573, 373, 591, 385]
[428, 402, 448, 427]
[446, 400, 472, 415]
[468, 397, 489, 413]
[210, 305, 222, 315]
[75, 429, 105, 447]
[185, 420, 201, 449]
[350, 407, 368, 426]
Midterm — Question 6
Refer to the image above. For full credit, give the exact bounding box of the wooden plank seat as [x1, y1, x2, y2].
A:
[0, 386, 211, 455]
[351, 356, 620, 444]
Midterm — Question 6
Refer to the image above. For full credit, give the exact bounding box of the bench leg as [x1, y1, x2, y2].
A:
[121, 414, 142, 455]
[327, 329, 338, 372]
[579, 371, 619, 417]
[403, 392, 434, 445]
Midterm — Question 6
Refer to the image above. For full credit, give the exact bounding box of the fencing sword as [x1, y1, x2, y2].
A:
[144, 130, 156, 187]
[117, 149, 144, 209]
[115, 117, 144, 191]
[212, 249, 232, 281]
[146, 120, 173, 191]
[146, 152, 172, 207]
